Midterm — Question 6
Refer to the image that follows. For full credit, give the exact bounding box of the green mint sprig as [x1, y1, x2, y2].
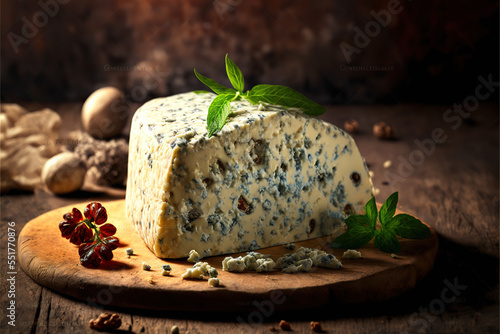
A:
[332, 192, 431, 253]
[194, 54, 326, 137]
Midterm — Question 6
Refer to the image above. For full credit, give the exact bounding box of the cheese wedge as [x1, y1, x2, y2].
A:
[126, 92, 373, 258]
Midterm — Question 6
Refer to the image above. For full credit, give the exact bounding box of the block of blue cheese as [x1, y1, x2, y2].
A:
[126, 92, 373, 258]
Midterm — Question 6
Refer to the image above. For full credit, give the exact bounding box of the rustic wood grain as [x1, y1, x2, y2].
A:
[1, 102, 497, 333]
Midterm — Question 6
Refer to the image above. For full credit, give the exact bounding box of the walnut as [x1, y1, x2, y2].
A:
[74, 132, 128, 186]
[89, 313, 121, 331]
[373, 122, 394, 139]
[344, 119, 359, 133]
[310, 321, 323, 332]
[279, 320, 291, 331]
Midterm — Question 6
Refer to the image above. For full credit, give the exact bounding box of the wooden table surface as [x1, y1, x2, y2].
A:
[1, 102, 498, 334]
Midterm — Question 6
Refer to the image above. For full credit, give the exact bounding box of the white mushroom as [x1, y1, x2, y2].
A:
[81, 87, 129, 139]
[41, 152, 87, 194]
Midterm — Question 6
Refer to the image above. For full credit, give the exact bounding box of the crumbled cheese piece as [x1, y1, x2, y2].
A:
[391, 253, 399, 259]
[142, 262, 151, 271]
[276, 247, 342, 273]
[126, 248, 134, 256]
[342, 249, 362, 259]
[208, 267, 218, 278]
[161, 264, 172, 276]
[222, 256, 246, 272]
[208, 277, 220, 287]
[187, 249, 201, 263]
[284, 243, 296, 250]
[282, 258, 313, 273]
[383, 160, 392, 168]
[374, 187, 380, 195]
[182, 261, 215, 279]
[255, 258, 276, 272]
[181, 268, 203, 279]
[369, 170, 374, 178]
[315, 253, 342, 269]
[222, 252, 275, 272]
[243, 252, 271, 270]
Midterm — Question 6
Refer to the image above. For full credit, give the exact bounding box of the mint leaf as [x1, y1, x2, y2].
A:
[247, 84, 326, 116]
[194, 55, 327, 134]
[225, 54, 244, 92]
[388, 214, 431, 239]
[364, 196, 378, 230]
[379, 191, 398, 225]
[331, 225, 375, 249]
[194, 69, 236, 95]
[207, 93, 236, 137]
[332, 191, 431, 253]
[193, 90, 210, 94]
[374, 229, 401, 253]
[345, 214, 371, 229]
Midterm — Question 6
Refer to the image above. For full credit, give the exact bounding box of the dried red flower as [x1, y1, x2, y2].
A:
[84, 202, 108, 225]
[79, 236, 119, 267]
[59, 208, 93, 245]
[59, 202, 119, 268]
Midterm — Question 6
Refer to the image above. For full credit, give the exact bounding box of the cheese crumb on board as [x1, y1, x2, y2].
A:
[142, 262, 151, 271]
[161, 265, 172, 276]
[342, 249, 362, 259]
[181, 262, 217, 280]
[276, 247, 342, 273]
[222, 252, 276, 273]
[208, 277, 220, 287]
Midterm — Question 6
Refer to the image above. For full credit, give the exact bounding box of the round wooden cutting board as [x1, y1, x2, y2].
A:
[19, 200, 438, 312]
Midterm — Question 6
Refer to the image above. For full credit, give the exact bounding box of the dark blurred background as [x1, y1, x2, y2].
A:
[1, 0, 499, 104]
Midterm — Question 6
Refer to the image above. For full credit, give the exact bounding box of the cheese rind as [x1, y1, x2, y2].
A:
[126, 92, 373, 258]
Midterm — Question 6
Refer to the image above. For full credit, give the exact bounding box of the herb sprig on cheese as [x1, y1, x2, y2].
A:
[194, 54, 326, 137]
